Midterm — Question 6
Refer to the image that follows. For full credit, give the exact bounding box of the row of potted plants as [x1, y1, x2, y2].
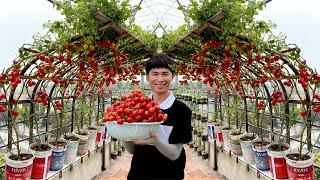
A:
[4, 122, 106, 180]
[177, 88, 319, 180]
[211, 120, 315, 179]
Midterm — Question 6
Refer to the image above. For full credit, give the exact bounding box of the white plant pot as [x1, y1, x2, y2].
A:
[267, 143, 289, 180]
[5, 150, 34, 180]
[240, 133, 255, 165]
[285, 150, 314, 180]
[62, 133, 80, 164]
[29, 143, 52, 179]
[74, 129, 90, 156]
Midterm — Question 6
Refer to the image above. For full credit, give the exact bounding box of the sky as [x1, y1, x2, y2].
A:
[0, 0, 319, 71]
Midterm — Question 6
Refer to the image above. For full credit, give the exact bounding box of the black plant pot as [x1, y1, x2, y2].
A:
[117, 150, 122, 156]
[197, 132, 202, 137]
[201, 151, 209, 160]
[111, 151, 118, 159]
[197, 150, 202, 156]
[201, 135, 208, 141]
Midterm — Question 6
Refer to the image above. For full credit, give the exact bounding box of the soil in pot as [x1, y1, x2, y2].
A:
[240, 135, 255, 142]
[49, 141, 67, 148]
[285, 153, 314, 179]
[286, 153, 310, 161]
[63, 135, 79, 141]
[5, 153, 34, 180]
[252, 141, 270, 147]
[8, 153, 33, 161]
[268, 143, 289, 151]
[30, 143, 51, 151]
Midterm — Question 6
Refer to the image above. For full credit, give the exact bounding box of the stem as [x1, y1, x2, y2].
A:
[299, 124, 307, 157]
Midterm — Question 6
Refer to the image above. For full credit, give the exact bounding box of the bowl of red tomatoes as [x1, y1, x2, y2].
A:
[104, 90, 167, 141]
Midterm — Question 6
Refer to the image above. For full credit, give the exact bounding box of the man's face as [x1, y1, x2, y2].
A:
[146, 68, 173, 94]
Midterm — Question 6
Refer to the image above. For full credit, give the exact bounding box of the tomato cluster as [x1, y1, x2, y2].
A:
[103, 90, 167, 124]
[312, 104, 320, 113]
[256, 101, 266, 111]
[271, 90, 285, 106]
[34, 91, 49, 106]
[298, 67, 311, 89]
[54, 101, 63, 110]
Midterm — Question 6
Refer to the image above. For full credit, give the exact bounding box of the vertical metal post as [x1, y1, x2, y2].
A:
[71, 96, 76, 132]
[243, 96, 248, 132]
[29, 102, 34, 144]
[101, 139, 106, 171]
[213, 140, 218, 171]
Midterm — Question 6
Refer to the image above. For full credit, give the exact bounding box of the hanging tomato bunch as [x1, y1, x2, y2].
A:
[103, 90, 167, 124]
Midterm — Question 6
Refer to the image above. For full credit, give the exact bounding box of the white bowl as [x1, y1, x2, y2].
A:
[106, 121, 162, 141]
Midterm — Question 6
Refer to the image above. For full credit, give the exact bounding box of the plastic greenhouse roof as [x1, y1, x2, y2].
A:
[129, 0, 190, 36]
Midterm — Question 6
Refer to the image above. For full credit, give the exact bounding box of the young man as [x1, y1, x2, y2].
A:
[124, 53, 192, 180]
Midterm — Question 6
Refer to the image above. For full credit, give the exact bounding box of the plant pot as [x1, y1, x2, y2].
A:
[62, 133, 80, 165]
[214, 123, 224, 146]
[29, 142, 52, 179]
[196, 131, 202, 137]
[193, 146, 198, 152]
[48, 138, 68, 171]
[285, 151, 314, 180]
[201, 151, 209, 160]
[111, 151, 118, 160]
[229, 129, 245, 155]
[221, 126, 231, 151]
[267, 143, 289, 179]
[87, 126, 98, 151]
[197, 149, 202, 156]
[117, 150, 122, 156]
[252, 138, 270, 171]
[239, 133, 255, 165]
[201, 134, 208, 141]
[5, 151, 34, 180]
[74, 129, 90, 156]
[96, 122, 105, 146]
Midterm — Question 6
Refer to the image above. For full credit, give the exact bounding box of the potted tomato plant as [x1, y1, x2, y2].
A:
[284, 72, 320, 179]
[0, 68, 35, 180]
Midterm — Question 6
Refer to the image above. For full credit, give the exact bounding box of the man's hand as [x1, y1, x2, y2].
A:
[133, 131, 158, 145]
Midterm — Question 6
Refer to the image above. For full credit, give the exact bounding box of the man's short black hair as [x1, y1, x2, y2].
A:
[145, 53, 175, 75]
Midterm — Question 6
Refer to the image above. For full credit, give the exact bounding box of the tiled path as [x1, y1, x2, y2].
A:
[95, 146, 226, 180]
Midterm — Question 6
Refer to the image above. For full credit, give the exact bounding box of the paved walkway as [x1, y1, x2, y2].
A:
[95, 146, 226, 180]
